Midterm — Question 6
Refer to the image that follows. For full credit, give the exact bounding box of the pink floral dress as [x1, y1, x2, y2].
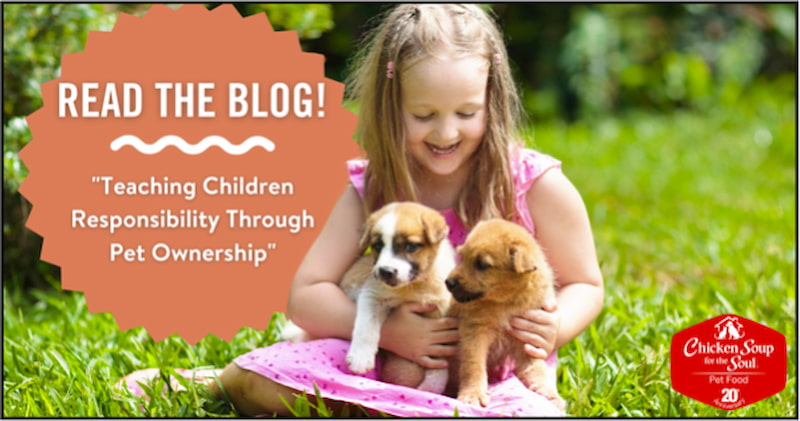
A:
[233, 147, 564, 417]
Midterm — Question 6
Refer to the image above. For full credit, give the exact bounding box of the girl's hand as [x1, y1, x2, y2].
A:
[507, 299, 560, 359]
[380, 302, 459, 369]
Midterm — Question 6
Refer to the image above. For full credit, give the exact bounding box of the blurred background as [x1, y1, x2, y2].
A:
[3, 2, 796, 294]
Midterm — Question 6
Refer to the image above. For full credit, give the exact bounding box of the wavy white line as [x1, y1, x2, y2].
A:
[109, 135, 276, 155]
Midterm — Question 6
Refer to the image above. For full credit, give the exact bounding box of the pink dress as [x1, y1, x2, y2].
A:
[234, 148, 563, 417]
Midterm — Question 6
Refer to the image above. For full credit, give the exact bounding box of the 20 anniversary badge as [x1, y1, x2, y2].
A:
[671, 314, 787, 410]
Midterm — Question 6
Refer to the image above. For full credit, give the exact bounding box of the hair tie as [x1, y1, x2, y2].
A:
[386, 61, 395, 79]
[494, 54, 502, 65]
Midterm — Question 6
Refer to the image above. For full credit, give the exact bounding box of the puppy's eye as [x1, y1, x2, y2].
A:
[474, 259, 491, 271]
[405, 242, 421, 253]
[372, 240, 384, 253]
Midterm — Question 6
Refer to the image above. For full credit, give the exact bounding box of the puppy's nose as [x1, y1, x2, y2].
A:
[445, 277, 459, 291]
[378, 267, 397, 283]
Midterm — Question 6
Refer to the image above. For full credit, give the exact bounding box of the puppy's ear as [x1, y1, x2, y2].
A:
[358, 215, 375, 253]
[421, 211, 449, 245]
[508, 242, 537, 273]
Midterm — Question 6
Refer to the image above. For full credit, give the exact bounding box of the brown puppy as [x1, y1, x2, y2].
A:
[446, 219, 565, 410]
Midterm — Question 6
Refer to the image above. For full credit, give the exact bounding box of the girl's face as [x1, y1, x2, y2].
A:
[401, 55, 488, 180]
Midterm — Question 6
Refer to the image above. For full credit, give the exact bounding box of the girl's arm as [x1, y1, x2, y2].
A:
[508, 168, 605, 357]
[286, 185, 364, 340]
[286, 186, 459, 368]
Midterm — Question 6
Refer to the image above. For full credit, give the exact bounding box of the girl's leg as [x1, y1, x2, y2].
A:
[210, 363, 294, 416]
[210, 362, 351, 416]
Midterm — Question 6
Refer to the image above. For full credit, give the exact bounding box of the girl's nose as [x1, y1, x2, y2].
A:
[435, 117, 459, 141]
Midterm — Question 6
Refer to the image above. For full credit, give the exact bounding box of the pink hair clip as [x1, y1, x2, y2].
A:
[386, 61, 395, 79]
[494, 54, 502, 65]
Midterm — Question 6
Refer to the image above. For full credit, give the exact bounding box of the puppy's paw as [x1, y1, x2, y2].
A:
[526, 382, 565, 412]
[345, 348, 376, 374]
[458, 388, 489, 407]
[519, 360, 560, 405]
[524, 377, 550, 396]
[549, 394, 567, 413]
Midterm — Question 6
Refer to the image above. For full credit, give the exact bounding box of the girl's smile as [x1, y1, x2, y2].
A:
[426, 140, 461, 156]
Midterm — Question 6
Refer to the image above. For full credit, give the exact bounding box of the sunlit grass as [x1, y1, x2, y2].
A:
[530, 77, 796, 417]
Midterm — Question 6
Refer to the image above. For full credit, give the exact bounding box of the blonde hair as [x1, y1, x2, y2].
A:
[346, 4, 522, 229]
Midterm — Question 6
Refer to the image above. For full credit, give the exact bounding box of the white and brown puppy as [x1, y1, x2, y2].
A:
[446, 219, 565, 410]
[284, 202, 455, 392]
[343, 202, 455, 392]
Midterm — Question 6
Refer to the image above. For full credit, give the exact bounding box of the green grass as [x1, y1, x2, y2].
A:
[3, 77, 796, 417]
[529, 76, 796, 417]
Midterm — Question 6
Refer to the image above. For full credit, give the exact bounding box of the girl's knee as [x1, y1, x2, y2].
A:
[208, 363, 239, 398]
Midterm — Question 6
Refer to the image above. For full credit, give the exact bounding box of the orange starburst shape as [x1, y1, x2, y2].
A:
[20, 4, 360, 343]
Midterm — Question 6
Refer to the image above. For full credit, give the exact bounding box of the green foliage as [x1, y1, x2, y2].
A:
[496, 3, 797, 121]
[3, 117, 30, 193]
[559, 7, 620, 118]
[2, 4, 115, 121]
[237, 4, 333, 40]
[3, 4, 115, 186]
[558, 3, 784, 117]
[3, 4, 116, 290]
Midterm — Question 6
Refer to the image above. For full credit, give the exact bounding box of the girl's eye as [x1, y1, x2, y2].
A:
[458, 112, 476, 119]
[413, 114, 434, 122]
[474, 259, 491, 271]
[404, 242, 421, 253]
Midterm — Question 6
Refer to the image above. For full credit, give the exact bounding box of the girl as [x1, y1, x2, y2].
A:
[119, 4, 603, 417]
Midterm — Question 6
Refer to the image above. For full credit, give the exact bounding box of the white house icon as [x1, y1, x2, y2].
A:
[714, 316, 744, 340]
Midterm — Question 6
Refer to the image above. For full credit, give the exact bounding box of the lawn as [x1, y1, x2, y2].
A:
[3, 77, 796, 417]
